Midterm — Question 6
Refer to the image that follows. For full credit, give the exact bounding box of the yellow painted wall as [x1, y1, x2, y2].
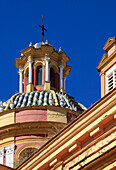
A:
[0, 137, 14, 147]
[47, 109, 67, 123]
[0, 111, 15, 127]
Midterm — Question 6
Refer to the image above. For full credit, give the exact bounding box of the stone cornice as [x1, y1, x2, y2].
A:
[0, 121, 67, 140]
[1, 105, 81, 117]
[15, 44, 71, 71]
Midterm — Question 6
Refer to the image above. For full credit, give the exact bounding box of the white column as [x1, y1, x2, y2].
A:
[59, 65, 64, 89]
[5, 144, 15, 168]
[19, 70, 23, 93]
[64, 77, 66, 90]
[27, 59, 33, 83]
[45, 57, 50, 81]
[0, 147, 4, 165]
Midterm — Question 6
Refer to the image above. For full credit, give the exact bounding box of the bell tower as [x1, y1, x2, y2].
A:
[15, 41, 71, 93]
[97, 37, 116, 97]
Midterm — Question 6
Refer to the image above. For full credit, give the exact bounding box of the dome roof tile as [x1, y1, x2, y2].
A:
[3, 90, 87, 112]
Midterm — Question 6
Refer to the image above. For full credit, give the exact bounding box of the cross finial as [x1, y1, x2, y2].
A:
[39, 16, 47, 43]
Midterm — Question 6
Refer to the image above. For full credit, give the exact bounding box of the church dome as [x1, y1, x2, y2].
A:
[0, 33, 87, 168]
[4, 90, 86, 112]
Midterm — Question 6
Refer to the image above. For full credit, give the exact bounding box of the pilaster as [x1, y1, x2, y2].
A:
[0, 147, 4, 165]
[100, 72, 105, 98]
[44, 81, 50, 90]
[5, 144, 15, 168]
[26, 83, 34, 92]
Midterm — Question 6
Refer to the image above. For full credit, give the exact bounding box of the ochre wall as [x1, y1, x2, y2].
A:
[47, 109, 67, 123]
[0, 112, 15, 127]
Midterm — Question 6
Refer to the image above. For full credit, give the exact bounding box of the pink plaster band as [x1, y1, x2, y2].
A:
[35, 86, 44, 91]
[16, 110, 47, 123]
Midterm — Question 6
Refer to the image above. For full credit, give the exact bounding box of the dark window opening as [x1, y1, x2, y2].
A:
[37, 66, 42, 85]
[50, 68, 55, 87]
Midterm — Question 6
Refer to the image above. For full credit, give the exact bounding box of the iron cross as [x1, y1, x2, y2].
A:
[39, 16, 47, 42]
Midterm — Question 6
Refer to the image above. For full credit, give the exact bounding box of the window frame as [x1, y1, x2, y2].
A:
[106, 64, 116, 93]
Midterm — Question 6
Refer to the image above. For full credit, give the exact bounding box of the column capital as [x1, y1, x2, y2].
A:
[0, 147, 4, 156]
[19, 69, 23, 73]
[27, 59, 33, 64]
[5, 144, 15, 155]
[59, 65, 64, 69]
[45, 57, 50, 62]
[100, 71, 105, 76]
[45, 53, 49, 57]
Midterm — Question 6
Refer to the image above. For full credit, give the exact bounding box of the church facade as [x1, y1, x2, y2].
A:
[0, 37, 116, 170]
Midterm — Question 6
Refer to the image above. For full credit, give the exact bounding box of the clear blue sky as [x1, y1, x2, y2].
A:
[0, 0, 116, 108]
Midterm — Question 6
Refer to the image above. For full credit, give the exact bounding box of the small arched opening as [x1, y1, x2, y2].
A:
[50, 68, 55, 88]
[36, 66, 42, 85]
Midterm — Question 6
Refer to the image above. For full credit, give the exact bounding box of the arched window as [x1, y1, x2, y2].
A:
[36, 66, 42, 85]
[16, 148, 37, 167]
[50, 68, 55, 87]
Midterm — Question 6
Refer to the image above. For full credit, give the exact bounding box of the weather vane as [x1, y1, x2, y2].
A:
[39, 16, 47, 42]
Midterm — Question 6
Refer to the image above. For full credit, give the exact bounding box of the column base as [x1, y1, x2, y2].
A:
[44, 81, 50, 90]
[26, 83, 34, 92]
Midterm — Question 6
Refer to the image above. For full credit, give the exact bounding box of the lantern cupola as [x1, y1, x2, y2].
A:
[15, 40, 72, 93]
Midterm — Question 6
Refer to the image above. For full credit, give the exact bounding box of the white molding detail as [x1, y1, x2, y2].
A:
[5, 144, 15, 168]
[0, 147, 4, 165]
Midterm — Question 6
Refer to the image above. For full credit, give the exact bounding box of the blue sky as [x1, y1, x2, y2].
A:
[0, 0, 116, 108]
